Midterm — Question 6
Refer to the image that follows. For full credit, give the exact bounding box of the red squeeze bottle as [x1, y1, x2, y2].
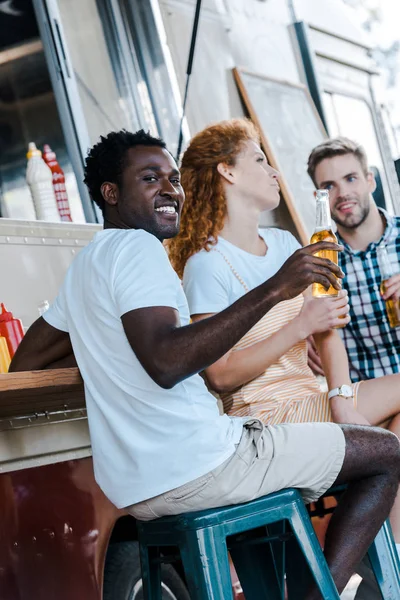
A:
[42, 144, 72, 222]
[0, 304, 24, 358]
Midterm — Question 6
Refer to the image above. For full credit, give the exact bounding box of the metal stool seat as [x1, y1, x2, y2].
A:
[137, 487, 340, 599]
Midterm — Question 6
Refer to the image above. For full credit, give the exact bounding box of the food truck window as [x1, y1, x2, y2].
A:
[50, 0, 149, 147]
[322, 91, 393, 212]
[0, 1, 84, 221]
[46, 0, 181, 148]
[0, 0, 179, 223]
[116, 0, 182, 154]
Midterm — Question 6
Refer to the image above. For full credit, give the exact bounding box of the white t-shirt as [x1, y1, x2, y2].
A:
[183, 228, 301, 314]
[43, 228, 243, 508]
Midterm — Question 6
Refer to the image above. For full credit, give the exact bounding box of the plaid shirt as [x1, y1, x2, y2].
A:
[338, 208, 400, 381]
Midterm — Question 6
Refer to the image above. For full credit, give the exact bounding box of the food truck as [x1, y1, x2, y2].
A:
[1, 0, 399, 598]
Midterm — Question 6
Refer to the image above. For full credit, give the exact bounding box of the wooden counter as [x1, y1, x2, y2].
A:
[0, 368, 85, 419]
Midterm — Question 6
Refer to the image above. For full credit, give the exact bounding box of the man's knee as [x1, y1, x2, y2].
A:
[339, 424, 400, 479]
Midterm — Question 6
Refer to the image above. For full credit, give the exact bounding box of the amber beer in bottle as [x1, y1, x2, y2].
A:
[311, 189, 339, 298]
[377, 243, 400, 328]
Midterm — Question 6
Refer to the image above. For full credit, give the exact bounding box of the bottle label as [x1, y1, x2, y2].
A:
[52, 174, 72, 221]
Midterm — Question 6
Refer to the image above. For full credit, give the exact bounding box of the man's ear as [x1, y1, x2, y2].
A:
[217, 162, 235, 184]
[101, 182, 119, 207]
[366, 171, 377, 195]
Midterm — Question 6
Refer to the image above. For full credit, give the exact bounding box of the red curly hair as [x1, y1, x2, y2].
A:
[168, 118, 260, 278]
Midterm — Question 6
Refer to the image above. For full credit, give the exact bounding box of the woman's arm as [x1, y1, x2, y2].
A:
[313, 328, 370, 425]
[313, 329, 351, 389]
[192, 313, 306, 393]
[193, 290, 350, 394]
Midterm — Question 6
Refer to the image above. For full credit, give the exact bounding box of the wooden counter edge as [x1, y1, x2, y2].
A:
[0, 368, 83, 392]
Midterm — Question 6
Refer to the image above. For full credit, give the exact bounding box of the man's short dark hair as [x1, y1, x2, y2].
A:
[307, 137, 369, 186]
[83, 129, 167, 213]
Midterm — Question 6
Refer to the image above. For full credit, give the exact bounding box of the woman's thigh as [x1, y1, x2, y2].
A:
[357, 373, 400, 425]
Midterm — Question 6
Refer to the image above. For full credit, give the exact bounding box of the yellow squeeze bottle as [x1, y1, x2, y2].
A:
[0, 335, 11, 373]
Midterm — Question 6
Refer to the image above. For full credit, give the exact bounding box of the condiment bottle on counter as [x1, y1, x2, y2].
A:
[0, 335, 11, 373]
[43, 144, 72, 222]
[26, 142, 60, 222]
[0, 303, 24, 358]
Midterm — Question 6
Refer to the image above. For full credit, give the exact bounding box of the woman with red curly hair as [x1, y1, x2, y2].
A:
[168, 118, 362, 424]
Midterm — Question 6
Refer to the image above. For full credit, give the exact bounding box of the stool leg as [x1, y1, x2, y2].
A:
[230, 540, 283, 600]
[286, 532, 313, 599]
[139, 544, 162, 600]
[180, 526, 233, 600]
[267, 521, 286, 593]
[367, 520, 400, 599]
[289, 501, 340, 599]
[230, 524, 284, 600]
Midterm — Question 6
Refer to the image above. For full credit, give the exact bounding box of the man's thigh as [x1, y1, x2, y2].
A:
[127, 420, 345, 521]
[238, 420, 346, 505]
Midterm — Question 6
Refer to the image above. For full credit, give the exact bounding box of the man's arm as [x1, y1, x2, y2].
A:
[122, 242, 344, 388]
[9, 317, 76, 372]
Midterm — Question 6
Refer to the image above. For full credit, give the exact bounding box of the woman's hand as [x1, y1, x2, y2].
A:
[295, 290, 350, 339]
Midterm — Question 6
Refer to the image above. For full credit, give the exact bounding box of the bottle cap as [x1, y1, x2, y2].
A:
[27, 142, 42, 160]
[316, 189, 330, 201]
[0, 303, 13, 322]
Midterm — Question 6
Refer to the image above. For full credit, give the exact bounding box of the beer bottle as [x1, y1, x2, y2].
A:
[311, 190, 339, 298]
[376, 243, 400, 328]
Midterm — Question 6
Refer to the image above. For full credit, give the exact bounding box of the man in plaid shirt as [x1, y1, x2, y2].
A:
[307, 137, 400, 382]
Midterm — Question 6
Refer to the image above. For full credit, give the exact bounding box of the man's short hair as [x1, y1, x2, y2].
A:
[307, 137, 369, 186]
[84, 129, 167, 213]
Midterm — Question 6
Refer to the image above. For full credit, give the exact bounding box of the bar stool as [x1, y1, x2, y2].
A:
[137, 487, 340, 600]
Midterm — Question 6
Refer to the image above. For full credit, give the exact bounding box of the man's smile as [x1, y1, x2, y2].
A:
[336, 201, 357, 214]
[154, 200, 179, 220]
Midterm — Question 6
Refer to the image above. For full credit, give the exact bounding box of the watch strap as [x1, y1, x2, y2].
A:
[328, 385, 353, 400]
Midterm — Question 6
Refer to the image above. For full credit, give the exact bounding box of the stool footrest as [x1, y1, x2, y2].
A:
[151, 553, 180, 565]
[229, 531, 293, 549]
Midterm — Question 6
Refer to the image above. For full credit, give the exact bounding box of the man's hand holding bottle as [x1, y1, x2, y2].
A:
[270, 241, 344, 302]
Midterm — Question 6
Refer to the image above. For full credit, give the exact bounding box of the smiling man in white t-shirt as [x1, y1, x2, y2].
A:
[9, 129, 400, 598]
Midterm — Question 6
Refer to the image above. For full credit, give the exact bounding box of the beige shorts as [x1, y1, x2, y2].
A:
[127, 419, 345, 522]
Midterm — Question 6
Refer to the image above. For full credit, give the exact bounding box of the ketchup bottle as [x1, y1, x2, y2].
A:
[42, 144, 73, 222]
[0, 304, 24, 358]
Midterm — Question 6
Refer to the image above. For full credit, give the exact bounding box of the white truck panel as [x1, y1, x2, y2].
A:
[0, 219, 101, 329]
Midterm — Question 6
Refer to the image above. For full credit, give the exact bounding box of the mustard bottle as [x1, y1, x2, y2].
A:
[0, 335, 11, 373]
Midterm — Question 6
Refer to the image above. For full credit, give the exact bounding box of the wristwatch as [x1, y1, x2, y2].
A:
[328, 384, 353, 400]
